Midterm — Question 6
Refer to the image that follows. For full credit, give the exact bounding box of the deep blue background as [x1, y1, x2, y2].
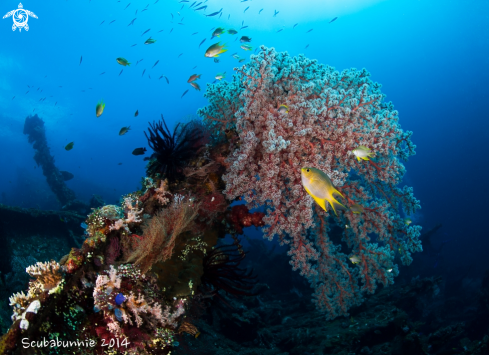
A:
[0, 0, 487, 281]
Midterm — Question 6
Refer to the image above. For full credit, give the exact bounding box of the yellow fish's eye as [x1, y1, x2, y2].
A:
[306, 169, 310, 172]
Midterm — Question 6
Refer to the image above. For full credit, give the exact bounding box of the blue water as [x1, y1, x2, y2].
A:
[0, 0, 488, 282]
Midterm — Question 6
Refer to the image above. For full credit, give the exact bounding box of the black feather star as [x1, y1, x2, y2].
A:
[144, 114, 205, 182]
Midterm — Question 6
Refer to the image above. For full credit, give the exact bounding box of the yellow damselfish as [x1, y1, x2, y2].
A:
[352, 145, 374, 162]
[301, 167, 347, 216]
[96, 100, 105, 117]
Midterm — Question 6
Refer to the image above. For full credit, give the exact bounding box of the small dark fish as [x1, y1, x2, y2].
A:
[228, 14, 230, 19]
[306, 28, 313, 33]
[181, 89, 189, 98]
[131, 44, 137, 47]
[273, 10, 279, 17]
[179, 5, 183, 10]
[124, 3, 131, 9]
[119, 126, 131, 136]
[142, 8, 148, 12]
[132, 147, 147, 156]
[80, 55, 82, 65]
[12, 96, 15, 100]
[100, 20, 105, 25]
[244, 6, 249, 13]
[60, 171, 74, 181]
[153, 60, 159, 68]
[179, 0, 189, 2]
[214, 58, 219, 63]
[141, 28, 150, 36]
[219, 12, 222, 18]
[142, 69, 146, 77]
[240, 26, 248, 30]
[276, 29, 283, 33]
[100, 72, 105, 75]
[178, 22, 185, 25]
[171, 13, 174, 19]
[55, 102, 57, 106]
[192, 66, 197, 69]
[259, 8, 263, 14]
[119, 69, 123, 76]
[143, 156, 151, 161]
[191, 32, 198, 35]
[135, 9, 138, 15]
[164, 76, 169, 84]
[135, 110, 139, 117]
[118, 162, 123, 165]
[178, 53, 183, 58]
[206, 8, 222, 17]
[128, 18, 137, 26]
[159, 75, 163, 80]
[305, 44, 309, 49]
[329, 17, 338, 23]
[158, 29, 164, 32]
[25, 91, 29, 94]
[154, 0, 159, 3]
[65, 142, 74, 151]
[170, 28, 173, 33]
[109, 20, 116, 24]
[199, 38, 206, 47]
[189, 1, 196, 8]
[240, 36, 251, 42]
[195, 5, 207, 10]
[148, 74, 151, 79]
[293, 23, 298, 28]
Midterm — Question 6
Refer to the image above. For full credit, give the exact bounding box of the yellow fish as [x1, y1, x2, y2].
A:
[278, 104, 289, 114]
[404, 218, 412, 225]
[349, 255, 361, 264]
[205, 42, 228, 58]
[96, 100, 105, 117]
[350, 203, 364, 214]
[116, 57, 131, 66]
[352, 145, 374, 162]
[301, 167, 347, 216]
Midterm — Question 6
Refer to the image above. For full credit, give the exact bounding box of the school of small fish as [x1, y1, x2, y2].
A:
[21, 1, 338, 168]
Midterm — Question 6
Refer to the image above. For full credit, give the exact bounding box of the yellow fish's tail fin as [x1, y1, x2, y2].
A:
[361, 156, 370, 161]
[219, 48, 228, 55]
[329, 188, 347, 216]
[329, 196, 347, 216]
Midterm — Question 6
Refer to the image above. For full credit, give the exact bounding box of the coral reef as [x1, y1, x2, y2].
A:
[198, 46, 422, 319]
[1, 47, 423, 353]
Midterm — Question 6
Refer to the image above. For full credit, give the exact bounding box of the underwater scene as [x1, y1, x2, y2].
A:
[0, 0, 488, 354]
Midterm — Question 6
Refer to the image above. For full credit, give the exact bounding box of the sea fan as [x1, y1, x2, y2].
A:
[145, 115, 205, 182]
